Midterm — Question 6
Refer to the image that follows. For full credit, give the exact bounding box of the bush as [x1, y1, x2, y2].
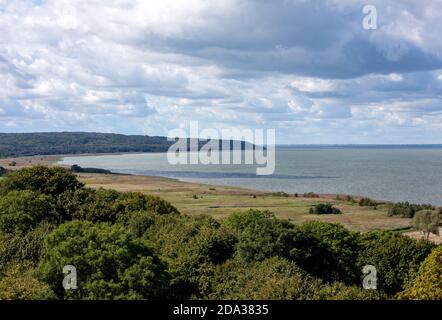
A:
[0, 166, 83, 196]
[309, 203, 342, 215]
[223, 210, 293, 262]
[303, 192, 319, 198]
[37, 220, 169, 299]
[0, 190, 59, 234]
[359, 197, 377, 207]
[357, 232, 435, 295]
[399, 246, 442, 300]
[388, 202, 435, 218]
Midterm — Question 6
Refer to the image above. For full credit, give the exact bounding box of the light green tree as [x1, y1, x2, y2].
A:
[412, 210, 440, 241]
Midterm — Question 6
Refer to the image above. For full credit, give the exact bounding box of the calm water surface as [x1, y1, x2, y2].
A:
[59, 147, 442, 205]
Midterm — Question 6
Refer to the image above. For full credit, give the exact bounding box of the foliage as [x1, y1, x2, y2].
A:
[207, 257, 322, 300]
[0, 262, 55, 300]
[303, 192, 319, 198]
[357, 232, 435, 295]
[56, 188, 121, 223]
[57, 188, 178, 223]
[387, 202, 435, 218]
[358, 197, 377, 207]
[309, 203, 342, 215]
[0, 222, 54, 272]
[223, 210, 293, 262]
[412, 210, 440, 241]
[287, 221, 360, 284]
[399, 246, 442, 300]
[37, 220, 169, 300]
[0, 190, 59, 234]
[0, 166, 83, 196]
[145, 214, 236, 298]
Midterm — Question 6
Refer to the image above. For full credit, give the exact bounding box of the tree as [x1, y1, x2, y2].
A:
[308, 203, 342, 215]
[208, 257, 322, 300]
[0, 190, 59, 235]
[37, 220, 169, 299]
[0, 262, 55, 300]
[145, 214, 236, 299]
[223, 210, 293, 262]
[0, 222, 54, 272]
[57, 189, 179, 223]
[357, 232, 435, 295]
[0, 166, 83, 196]
[399, 246, 442, 300]
[286, 221, 360, 284]
[412, 209, 440, 241]
[57, 188, 120, 223]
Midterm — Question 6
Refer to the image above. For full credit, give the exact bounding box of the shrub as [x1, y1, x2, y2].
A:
[309, 203, 342, 215]
[271, 191, 290, 197]
[388, 202, 435, 218]
[303, 192, 319, 198]
[0, 166, 83, 196]
[359, 197, 377, 207]
[0, 190, 59, 234]
[399, 246, 442, 300]
[37, 220, 169, 299]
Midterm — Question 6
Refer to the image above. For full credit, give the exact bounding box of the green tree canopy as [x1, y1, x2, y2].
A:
[0, 190, 59, 235]
[399, 246, 442, 300]
[287, 221, 360, 284]
[37, 220, 169, 300]
[223, 210, 293, 262]
[0, 166, 83, 196]
[357, 232, 435, 295]
[412, 209, 440, 241]
[145, 214, 236, 299]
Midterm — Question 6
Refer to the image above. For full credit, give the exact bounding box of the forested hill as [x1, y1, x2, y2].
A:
[0, 132, 255, 157]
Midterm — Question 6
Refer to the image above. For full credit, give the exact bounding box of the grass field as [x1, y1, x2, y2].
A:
[0, 155, 412, 232]
[78, 172, 411, 232]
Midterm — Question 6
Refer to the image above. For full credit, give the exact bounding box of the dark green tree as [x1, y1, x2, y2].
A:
[37, 220, 169, 300]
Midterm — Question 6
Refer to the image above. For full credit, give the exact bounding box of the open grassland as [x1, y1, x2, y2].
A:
[78, 172, 411, 232]
[0, 155, 411, 232]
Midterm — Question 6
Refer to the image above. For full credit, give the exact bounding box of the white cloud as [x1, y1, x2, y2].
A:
[0, 0, 442, 142]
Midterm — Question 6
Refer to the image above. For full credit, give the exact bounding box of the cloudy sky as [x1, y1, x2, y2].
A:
[1, 0, 442, 143]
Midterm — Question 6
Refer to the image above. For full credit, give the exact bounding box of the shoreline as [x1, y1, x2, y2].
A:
[2, 153, 442, 242]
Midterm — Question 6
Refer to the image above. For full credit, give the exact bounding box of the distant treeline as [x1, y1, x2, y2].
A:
[0, 132, 254, 157]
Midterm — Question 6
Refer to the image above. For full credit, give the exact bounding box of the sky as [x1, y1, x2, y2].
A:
[1, 0, 442, 144]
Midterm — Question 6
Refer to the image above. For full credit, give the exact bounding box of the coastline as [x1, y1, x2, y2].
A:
[0, 153, 413, 233]
[2, 153, 441, 242]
